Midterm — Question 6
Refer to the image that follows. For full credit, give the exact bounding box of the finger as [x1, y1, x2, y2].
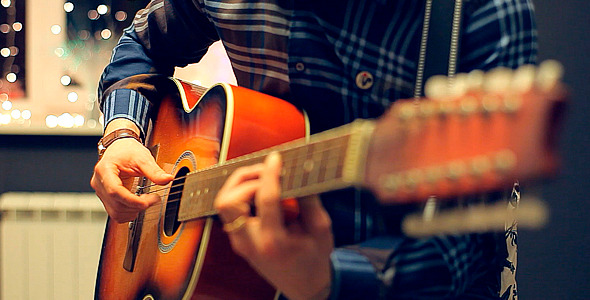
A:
[94, 176, 160, 223]
[298, 195, 332, 235]
[215, 163, 265, 222]
[136, 156, 174, 185]
[99, 164, 148, 209]
[215, 180, 260, 224]
[222, 163, 265, 190]
[256, 152, 284, 231]
[101, 201, 143, 223]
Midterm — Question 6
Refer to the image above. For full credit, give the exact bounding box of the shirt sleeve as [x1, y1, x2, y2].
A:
[97, 0, 219, 136]
[327, 0, 537, 298]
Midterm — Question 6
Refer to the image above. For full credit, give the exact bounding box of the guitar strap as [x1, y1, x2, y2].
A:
[414, 3, 520, 299]
[414, 0, 464, 98]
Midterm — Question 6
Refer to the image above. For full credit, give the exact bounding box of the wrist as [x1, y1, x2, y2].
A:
[104, 118, 141, 137]
[98, 127, 142, 160]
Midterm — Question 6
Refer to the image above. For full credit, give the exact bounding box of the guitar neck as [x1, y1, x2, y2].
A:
[177, 119, 376, 222]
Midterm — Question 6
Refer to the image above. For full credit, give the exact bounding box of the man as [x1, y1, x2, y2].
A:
[91, 0, 536, 298]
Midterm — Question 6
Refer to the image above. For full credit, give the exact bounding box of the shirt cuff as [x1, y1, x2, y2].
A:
[101, 89, 153, 138]
[329, 248, 380, 299]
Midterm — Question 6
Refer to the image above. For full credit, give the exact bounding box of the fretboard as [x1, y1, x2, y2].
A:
[177, 119, 375, 222]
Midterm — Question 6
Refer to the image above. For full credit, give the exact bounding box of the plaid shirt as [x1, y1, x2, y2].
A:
[98, 0, 537, 298]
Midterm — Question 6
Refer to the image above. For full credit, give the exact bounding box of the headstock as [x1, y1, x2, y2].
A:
[364, 61, 567, 204]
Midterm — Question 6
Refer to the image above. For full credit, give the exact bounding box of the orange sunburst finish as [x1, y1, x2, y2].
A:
[95, 80, 307, 299]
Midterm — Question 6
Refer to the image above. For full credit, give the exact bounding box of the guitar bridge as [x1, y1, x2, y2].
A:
[123, 178, 147, 272]
[122, 145, 159, 271]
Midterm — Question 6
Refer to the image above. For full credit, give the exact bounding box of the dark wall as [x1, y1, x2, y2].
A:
[518, 1, 590, 299]
[0, 135, 99, 194]
[0, 1, 588, 298]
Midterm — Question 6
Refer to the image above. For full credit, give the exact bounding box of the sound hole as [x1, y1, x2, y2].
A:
[164, 167, 189, 236]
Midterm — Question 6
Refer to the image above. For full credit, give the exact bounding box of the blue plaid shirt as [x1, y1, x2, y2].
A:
[98, 0, 537, 298]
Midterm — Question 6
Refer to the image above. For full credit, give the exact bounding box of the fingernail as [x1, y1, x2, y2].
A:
[267, 151, 281, 164]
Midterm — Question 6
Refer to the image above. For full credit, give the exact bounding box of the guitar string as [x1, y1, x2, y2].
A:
[135, 140, 347, 197]
[140, 155, 345, 207]
[123, 137, 348, 223]
[137, 159, 347, 222]
[133, 148, 346, 222]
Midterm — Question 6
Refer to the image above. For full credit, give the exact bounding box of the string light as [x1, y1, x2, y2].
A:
[21, 109, 30, 120]
[0, 0, 151, 130]
[74, 114, 85, 126]
[100, 28, 112, 39]
[6, 72, 16, 83]
[8, 46, 18, 56]
[78, 30, 90, 40]
[0, 113, 10, 125]
[10, 109, 19, 119]
[2, 100, 12, 110]
[54, 47, 65, 57]
[58, 113, 75, 128]
[50, 24, 62, 35]
[115, 11, 127, 21]
[63, 2, 74, 13]
[45, 115, 58, 128]
[0, 24, 9, 33]
[88, 10, 99, 20]
[97, 4, 108, 15]
[67, 92, 78, 103]
[60, 75, 72, 86]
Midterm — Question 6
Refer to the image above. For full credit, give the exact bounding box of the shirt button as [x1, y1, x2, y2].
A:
[295, 62, 305, 72]
[355, 71, 374, 90]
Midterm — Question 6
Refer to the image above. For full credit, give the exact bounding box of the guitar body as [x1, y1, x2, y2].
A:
[95, 63, 567, 299]
[95, 80, 308, 299]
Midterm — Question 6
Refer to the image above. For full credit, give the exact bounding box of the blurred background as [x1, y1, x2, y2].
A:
[0, 0, 588, 299]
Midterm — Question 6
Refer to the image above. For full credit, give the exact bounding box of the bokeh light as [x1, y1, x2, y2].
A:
[51, 24, 62, 35]
[64, 2, 74, 13]
[97, 4, 108, 15]
[61, 75, 72, 86]
[100, 29, 112, 39]
[67, 92, 79, 103]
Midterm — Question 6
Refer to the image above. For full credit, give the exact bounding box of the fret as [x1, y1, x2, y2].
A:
[290, 143, 307, 191]
[283, 146, 299, 192]
[179, 120, 376, 222]
[324, 137, 342, 183]
[304, 142, 321, 189]
[316, 141, 331, 184]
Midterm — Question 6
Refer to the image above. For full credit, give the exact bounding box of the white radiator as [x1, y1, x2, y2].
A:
[0, 192, 107, 300]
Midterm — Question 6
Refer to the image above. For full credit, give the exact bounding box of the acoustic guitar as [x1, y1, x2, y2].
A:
[95, 61, 566, 299]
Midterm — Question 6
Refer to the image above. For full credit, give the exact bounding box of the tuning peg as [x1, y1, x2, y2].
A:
[481, 94, 502, 113]
[406, 168, 425, 187]
[424, 75, 450, 99]
[470, 155, 492, 176]
[448, 73, 469, 97]
[511, 64, 536, 93]
[502, 95, 523, 113]
[446, 160, 467, 180]
[483, 67, 513, 93]
[397, 102, 418, 120]
[494, 150, 517, 173]
[536, 60, 564, 92]
[437, 99, 456, 116]
[415, 101, 437, 119]
[425, 166, 444, 183]
[459, 95, 479, 115]
[402, 196, 548, 237]
[382, 173, 403, 192]
[466, 69, 485, 91]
